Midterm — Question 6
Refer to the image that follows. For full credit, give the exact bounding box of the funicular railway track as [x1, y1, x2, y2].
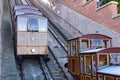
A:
[8, 0, 71, 80]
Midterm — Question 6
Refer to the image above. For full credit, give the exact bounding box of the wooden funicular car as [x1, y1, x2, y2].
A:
[79, 47, 120, 80]
[12, 5, 49, 62]
[97, 47, 120, 80]
[67, 34, 120, 80]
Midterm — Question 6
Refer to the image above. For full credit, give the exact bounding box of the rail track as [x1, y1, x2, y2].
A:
[7, 0, 73, 80]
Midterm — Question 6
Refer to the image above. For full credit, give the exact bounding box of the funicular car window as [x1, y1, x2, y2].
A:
[68, 41, 71, 56]
[28, 18, 38, 31]
[75, 39, 79, 56]
[80, 56, 84, 73]
[105, 76, 114, 80]
[103, 40, 110, 48]
[92, 55, 96, 75]
[110, 53, 120, 64]
[85, 55, 91, 74]
[18, 17, 27, 31]
[98, 54, 108, 68]
[91, 39, 103, 49]
[39, 34, 47, 45]
[81, 39, 89, 50]
[71, 40, 76, 56]
[16, 11, 24, 16]
[38, 19, 47, 32]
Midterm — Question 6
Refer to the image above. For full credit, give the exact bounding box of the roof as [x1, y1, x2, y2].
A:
[98, 47, 120, 53]
[80, 48, 105, 54]
[67, 37, 79, 41]
[16, 14, 46, 20]
[80, 47, 120, 54]
[80, 34, 112, 39]
[97, 65, 120, 76]
[14, 9, 42, 16]
[13, 5, 38, 11]
[68, 34, 112, 41]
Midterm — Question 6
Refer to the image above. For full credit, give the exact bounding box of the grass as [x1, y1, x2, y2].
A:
[101, 0, 120, 13]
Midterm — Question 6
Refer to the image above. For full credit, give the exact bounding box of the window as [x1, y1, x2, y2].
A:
[104, 76, 114, 80]
[98, 54, 108, 68]
[16, 11, 24, 16]
[81, 39, 89, 50]
[71, 41, 76, 56]
[103, 40, 111, 48]
[80, 56, 84, 73]
[28, 19, 38, 31]
[91, 39, 103, 49]
[92, 55, 96, 75]
[17, 17, 27, 31]
[71, 40, 79, 56]
[76, 39, 79, 56]
[39, 33, 47, 45]
[85, 55, 91, 74]
[68, 42, 71, 56]
[38, 19, 47, 32]
[110, 53, 120, 64]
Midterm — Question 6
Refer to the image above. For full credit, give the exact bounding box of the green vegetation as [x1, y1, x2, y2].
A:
[101, 0, 120, 13]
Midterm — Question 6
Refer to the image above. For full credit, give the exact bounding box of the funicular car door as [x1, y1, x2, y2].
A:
[27, 18, 39, 54]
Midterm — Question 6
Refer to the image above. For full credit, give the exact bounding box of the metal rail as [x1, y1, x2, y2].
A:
[37, 57, 49, 80]
[17, 62, 24, 80]
[17, 57, 47, 80]
[38, 57, 53, 80]
[48, 46, 68, 80]
[48, 24, 68, 53]
[27, 0, 71, 80]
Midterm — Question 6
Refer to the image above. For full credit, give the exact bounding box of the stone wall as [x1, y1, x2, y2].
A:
[60, 0, 120, 34]
[38, 0, 120, 47]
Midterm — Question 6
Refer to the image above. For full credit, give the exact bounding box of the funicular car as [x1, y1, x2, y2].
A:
[80, 47, 120, 80]
[12, 5, 49, 62]
[15, 14, 48, 56]
[67, 34, 114, 80]
[97, 47, 120, 80]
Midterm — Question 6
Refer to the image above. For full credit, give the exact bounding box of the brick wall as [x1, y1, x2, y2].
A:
[60, 0, 120, 33]
[38, 0, 120, 47]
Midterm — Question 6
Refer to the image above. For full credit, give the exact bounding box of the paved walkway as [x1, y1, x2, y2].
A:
[0, 0, 2, 80]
